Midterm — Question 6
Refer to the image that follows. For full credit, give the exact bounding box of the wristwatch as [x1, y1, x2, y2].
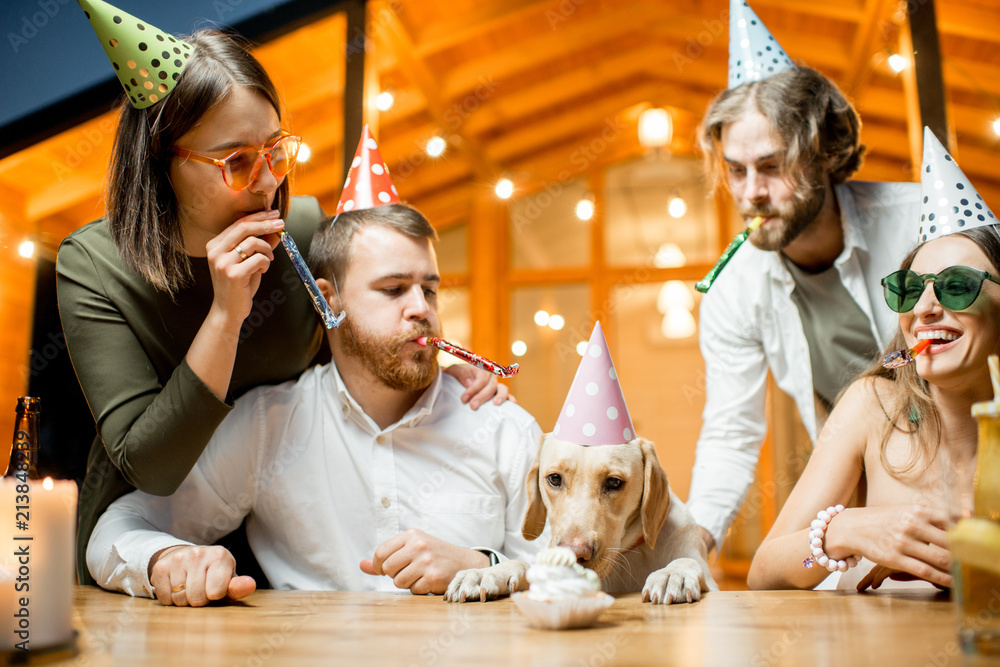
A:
[477, 549, 500, 567]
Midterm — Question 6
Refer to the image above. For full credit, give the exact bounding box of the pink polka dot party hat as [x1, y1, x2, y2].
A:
[336, 125, 400, 214]
[553, 322, 636, 446]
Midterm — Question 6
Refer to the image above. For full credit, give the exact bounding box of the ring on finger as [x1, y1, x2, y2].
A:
[235, 244, 249, 261]
[171, 584, 186, 593]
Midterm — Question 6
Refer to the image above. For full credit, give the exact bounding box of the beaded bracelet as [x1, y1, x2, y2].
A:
[802, 504, 863, 572]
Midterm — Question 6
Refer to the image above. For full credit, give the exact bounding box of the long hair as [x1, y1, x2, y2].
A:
[860, 225, 1000, 476]
[699, 66, 865, 200]
[105, 29, 290, 295]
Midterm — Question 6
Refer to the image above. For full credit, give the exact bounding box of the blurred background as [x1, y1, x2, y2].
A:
[2, 0, 998, 584]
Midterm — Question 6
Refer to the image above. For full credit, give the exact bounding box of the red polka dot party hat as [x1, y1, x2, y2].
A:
[336, 125, 400, 214]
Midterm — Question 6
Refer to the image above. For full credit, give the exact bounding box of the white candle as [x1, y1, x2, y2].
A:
[0, 476, 77, 651]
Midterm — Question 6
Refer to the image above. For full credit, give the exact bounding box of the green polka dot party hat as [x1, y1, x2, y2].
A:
[77, 0, 193, 108]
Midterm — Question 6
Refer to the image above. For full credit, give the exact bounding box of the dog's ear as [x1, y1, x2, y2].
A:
[521, 433, 548, 540]
[639, 438, 670, 550]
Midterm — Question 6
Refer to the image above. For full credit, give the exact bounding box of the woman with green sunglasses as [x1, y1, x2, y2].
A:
[749, 224, 1000, 591]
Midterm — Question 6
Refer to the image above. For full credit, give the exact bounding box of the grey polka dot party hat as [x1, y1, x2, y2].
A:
[728, 0, 795, 89]
[77, 0, 193, 109]
[918, 126, 996, 244]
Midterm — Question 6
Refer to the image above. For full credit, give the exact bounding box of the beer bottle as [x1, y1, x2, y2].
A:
[4, 396, 40, 480]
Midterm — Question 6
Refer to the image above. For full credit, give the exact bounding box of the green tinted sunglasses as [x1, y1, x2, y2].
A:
[881, 265, 1000, 313]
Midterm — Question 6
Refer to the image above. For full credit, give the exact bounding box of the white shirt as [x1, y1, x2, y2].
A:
[87, 363, 547, 596]
[688, 181, 921, 549]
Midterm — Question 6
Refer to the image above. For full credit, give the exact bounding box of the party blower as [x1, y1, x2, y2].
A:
[695, 216, 764, 293]
[881, 339, 931, 369]
[278, 231, 346, 329]
[417, 337, 520, 378]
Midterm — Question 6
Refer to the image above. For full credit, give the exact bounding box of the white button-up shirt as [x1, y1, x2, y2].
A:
[88, 363, 547, 595]
[688, 181, 921, 548]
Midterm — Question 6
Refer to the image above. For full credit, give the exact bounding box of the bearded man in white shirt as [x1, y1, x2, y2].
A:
[87, 203, 546, 606]
[688, 60, 921, 553]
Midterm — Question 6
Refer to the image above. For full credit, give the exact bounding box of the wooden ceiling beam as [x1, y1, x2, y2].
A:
[749, 0, 865, 22]
[440, 2, 670, 100]
[376, 0, 501, 181]
[842, 0, 897, 95]
[936, 2, 1000, 43]
[410, 0, 555, 56]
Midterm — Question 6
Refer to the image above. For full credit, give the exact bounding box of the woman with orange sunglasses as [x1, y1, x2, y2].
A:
[57, 24, 504, 585]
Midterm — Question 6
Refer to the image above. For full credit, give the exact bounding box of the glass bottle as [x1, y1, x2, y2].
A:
[4, 396, 40, 480]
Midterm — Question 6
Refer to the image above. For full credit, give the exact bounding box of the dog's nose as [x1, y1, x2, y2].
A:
[557, 539, 593, 563]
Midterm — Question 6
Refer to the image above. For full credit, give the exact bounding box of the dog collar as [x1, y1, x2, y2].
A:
[625, 535, 645, 553]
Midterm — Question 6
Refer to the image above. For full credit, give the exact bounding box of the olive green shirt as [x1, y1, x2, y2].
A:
[57, 197, 325, 583]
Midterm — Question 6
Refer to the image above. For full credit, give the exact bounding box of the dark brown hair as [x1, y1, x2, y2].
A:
[699, 66, 865, 200]
[308, 204, 438, 290]
[861, 224, 1000, 476]
[106, 29, 290, 294]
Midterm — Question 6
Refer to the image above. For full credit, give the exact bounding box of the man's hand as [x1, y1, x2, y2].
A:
[443, 365, 514, 410]
[149, 545, 256, 607]
[697, 526, 716, 556]
[359, 529, 491, 594]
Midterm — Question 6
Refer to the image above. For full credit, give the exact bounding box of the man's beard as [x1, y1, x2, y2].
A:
[340, 318, 441, 392]
[745, 176, 827, 252]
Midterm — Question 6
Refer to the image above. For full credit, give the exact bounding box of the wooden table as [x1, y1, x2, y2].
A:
[16, 586, 995, 666]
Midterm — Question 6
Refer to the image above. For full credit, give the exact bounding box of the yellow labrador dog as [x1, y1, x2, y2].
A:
[446, 435, 716, 604]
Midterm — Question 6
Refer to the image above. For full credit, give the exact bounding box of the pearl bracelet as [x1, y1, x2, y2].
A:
[802, 504, 862, 572]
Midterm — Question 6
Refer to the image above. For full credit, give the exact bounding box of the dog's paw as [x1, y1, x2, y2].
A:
[642, 558, 707, 605]
[444, 561, 530, 603]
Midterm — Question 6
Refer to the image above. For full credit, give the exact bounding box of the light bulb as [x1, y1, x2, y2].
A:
[511, 340, 527, 356]
[888, 53, 907, 73]
[297, 143, 312, 163]
[426, 136, 446, 157]
[575, 198, 595, 221]
[548, 315, 565, 331]
[376, 91, 394, 111]
[495, 178, 514, 199]
[534, 310, 550, 326]
[18, 240, 35, 259]
[668, 196, 687, 218]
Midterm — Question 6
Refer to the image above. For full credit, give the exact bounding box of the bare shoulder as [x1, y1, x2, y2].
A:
[815, 377, 890, 456]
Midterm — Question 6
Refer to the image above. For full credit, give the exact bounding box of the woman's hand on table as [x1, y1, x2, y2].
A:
[149, 544, 256, 607]
[444, 365, 514, 409]
[826, 504, 953, 589]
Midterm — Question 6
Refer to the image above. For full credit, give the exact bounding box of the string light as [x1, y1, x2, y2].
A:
[534, 310, 550, 326]
[575, 196, 595, 221]
[511, 340, 527, 356]
[992, 118, 1000, 137]
[426, 136, 446, 157]
[495, 178, 514, 199]
[887, 53, 907, 73]
[297, 143, 312, 163]
[638, 107, 672, 148]
[18, 240, 35, 259]
[376, 90, 395, 111]
[576, 341, 587, 356]
[667, 195, 687, 218]
[548, 314, 565, 330]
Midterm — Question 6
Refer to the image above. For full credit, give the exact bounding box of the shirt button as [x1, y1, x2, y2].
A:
[341, 405, 349, 416]
[381, 497, 391, 508]
[376, 435, 386, 445]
